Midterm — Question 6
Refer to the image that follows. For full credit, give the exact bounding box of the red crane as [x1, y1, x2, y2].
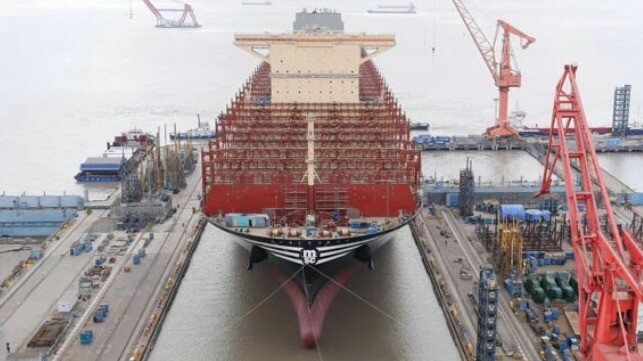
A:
[141, 0, 200, 28]
[537, 64, 643, 361]
[451, 0, 535, 137]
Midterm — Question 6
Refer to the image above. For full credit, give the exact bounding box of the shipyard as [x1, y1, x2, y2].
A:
[1, 0, 642, 361]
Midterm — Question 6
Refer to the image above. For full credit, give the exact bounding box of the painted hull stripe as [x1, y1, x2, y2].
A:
[242, 238, 302, 252]
[263, 247, 301, 258]
[315, 252, 352, 265]
[316, 237, 378, 251]
[272, 252, 303, 265]
[320, 245, 361, 258]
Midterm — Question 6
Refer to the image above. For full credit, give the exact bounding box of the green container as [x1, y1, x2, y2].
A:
[531, 288, 545, 304]
[542, 272, 562, 300]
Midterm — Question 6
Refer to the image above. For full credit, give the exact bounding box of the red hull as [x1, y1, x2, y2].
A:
[269, 263, 361, 348]
[203, 183, 416, 217]
[201, 61, 421, 220]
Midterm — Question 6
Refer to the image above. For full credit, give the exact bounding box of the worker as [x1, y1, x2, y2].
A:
[6, 342, 10, 354]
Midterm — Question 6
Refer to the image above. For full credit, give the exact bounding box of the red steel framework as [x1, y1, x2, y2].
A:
[452, 0, 535, 137]
[537, 65, 643, 361]
[202, 60, 421, 223]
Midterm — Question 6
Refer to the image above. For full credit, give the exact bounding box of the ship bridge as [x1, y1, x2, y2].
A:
[234, 32, 395, 103]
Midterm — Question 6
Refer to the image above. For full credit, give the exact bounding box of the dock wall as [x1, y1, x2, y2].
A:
[423, 184, 567, 207]
[136, 217, 207, 361]
[409, 220, 475, 361]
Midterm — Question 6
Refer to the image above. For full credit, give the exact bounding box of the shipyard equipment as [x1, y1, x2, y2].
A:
[459, 158, 474, 217]
[451, 0, 535, 137]
[496, 221, 523, 278]
[536, 65, 643, 360]
[612, 84, 631, 136]
[476, 268, 498, 361]
[141, 0, 200, 28]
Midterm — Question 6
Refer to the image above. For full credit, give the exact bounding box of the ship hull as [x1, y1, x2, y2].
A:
[208, 214, 415, 347]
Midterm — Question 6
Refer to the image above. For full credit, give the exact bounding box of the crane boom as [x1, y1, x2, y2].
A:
[451, 0, 496, 80]
[141, 0, 163, 21]
[140, 0, 200, 28]
[537, 65, 643, 361]
[497, 20, 535, 50]
[450, 0, 535, 137]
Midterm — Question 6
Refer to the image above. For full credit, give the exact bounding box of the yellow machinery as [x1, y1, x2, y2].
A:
[497, 220, 523, 277]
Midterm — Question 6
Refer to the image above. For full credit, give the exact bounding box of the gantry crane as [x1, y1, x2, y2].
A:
[536, 65, 643, 361]
[141, 0, 200, 28]
[451, 0, 535, 137]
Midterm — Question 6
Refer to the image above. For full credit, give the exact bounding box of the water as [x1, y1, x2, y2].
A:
[0, 0, 640, 194]
[598, 153, 643, 191]
[1, 0, 641, 359]
[151, 225, 459, 361]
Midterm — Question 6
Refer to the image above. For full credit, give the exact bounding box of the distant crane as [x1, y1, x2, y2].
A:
[451, 0, 535, 137]
[537, 65, 643, 360]
[141, 0, 201, 28]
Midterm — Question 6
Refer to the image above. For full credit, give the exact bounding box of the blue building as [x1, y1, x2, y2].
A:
[0, 195, 84, 237]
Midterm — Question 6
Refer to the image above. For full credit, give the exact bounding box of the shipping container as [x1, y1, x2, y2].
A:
[80, 330, 93, 345]
[224, 213, 270, 228]
[446, 193, 459, 208]
[606, 138, 622, 147]
[629, 193, 643, 206]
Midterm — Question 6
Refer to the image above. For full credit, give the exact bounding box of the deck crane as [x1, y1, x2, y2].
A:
[451, 0, 535, 137]
[536, 64, 643, 361]
[141, 0, 200, 28]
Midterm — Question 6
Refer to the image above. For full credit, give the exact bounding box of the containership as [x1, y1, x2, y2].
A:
[201, 9, 421, 347]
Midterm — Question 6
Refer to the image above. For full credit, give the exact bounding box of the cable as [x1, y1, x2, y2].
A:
[308, 265, 398, 324]
[233, 265, 304, 324]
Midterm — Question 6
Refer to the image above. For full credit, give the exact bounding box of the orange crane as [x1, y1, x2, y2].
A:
[451, 0, 535, 137]
[537, 64, 643, 361]
[141, 0, 200, 28]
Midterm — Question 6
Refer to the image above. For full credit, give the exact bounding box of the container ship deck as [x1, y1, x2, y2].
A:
[201, 9, 421, 347]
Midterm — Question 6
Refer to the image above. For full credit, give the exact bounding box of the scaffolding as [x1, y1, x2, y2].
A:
[121, 169, 143, 203]
[202, 61, 421, 220]
[459, 158, 474, 217]
[476, 268, 498, 361]
[612, 84, 631, 136]
[476, 212, 568, 254]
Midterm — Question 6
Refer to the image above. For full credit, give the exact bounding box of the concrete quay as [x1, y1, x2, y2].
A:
[57, 167, 204, 361]
[410, 207, 542, 361]
[1, 161, 204, 361]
